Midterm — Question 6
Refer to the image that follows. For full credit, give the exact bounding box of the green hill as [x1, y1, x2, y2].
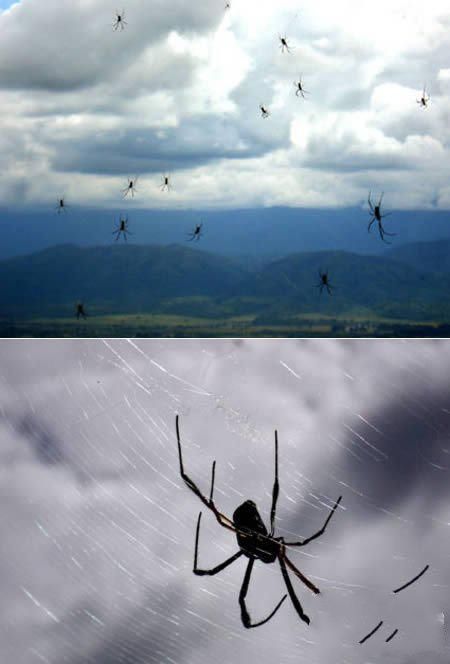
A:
[1, 242, 450, 326]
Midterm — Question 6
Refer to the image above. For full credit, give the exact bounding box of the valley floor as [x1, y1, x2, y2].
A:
[1, 313, 448, 338]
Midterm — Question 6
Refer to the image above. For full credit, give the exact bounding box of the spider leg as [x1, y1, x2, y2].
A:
[269, 430, 279, 536]
[193, 513, 243, 575]
[284, 495, 342, 546]
[326, 284, 332, 295]
[239, 557, 287, 629]
[282, 551, 320, 595]
[278, 555, 310, 625]
[368, 217, 376, 233]
[175, 416, 236, 532]
[368, 192, 374, 213]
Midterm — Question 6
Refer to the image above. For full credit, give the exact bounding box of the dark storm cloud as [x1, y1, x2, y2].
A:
[0, 0, 221, 92]
[50, 116, 274, 175]
[339, 384, 450, 514]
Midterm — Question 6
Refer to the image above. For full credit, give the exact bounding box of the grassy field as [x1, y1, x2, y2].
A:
[1, 312, 446, 338]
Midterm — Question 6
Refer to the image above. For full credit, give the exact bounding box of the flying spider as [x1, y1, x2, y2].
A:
[279, 35, 292, 53]
[56, 197, 67, 214]
[417, 85, 430, 108]
[368, 191, 395, 244]
[113, 10, 127, 31]
[160, 174, 171, 192]
[187, 223, 203, 241]
[294, 76, 309, 99]
[317, 270, 333, 295]
[176, 416, 342, 629]
[76, 303, 87, 320]
[122, 177, 138, 198]
[260, 104, 270, 118]
[112, 215, 132, 242]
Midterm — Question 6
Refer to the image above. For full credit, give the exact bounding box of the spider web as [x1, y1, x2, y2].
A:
[0, 339, 449, 664]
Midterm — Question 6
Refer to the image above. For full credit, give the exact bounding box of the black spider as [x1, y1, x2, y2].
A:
[368, 191, 395, 243]
[317, 270, 333, 295]
[160, 174, 171, 192]
[112, 215, 132, 242]
[56, 197, 67, 214]
[294, 75, 309, 99]
[187, 223, 203, 241]
[260, 104, 270, 118]
[76, 303, 87, 320]
[122, 177, 138, 198]
[417, 85, 429, 108]
[176, 415, 342, 629]
[279, 35, 292, 53]
[113, 10, 127, 31]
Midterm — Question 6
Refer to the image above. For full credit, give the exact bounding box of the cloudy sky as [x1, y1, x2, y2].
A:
[1, 338, 449, 664]
[1, 0, 450, 212]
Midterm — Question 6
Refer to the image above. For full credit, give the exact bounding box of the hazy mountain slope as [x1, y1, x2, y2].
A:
[387, 239, 450, 274]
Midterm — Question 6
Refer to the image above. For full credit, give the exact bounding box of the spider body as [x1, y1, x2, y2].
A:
[123, 177, 138, 198]
[294, 76, 309, 99]
[368, 191, 395, 243]
[113, 10, 127, 31]
[260, 104, 270, 118]
[187, 223, 203, 241]
[56, 197, 67, 213]
[317, 270, 333, 295]
[417, 86, 429, 108]
[161, 174, 171, 192]
[113, 215, 131, 241]
[76, 303, 87, 319]
[279, 35, 292, 53]
[175, 416, 342, 629]
[233, 501, 278, 563]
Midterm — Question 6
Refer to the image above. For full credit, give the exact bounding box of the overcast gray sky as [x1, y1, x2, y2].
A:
[1, 0, 450, 211]
[0, 339, 449, 664]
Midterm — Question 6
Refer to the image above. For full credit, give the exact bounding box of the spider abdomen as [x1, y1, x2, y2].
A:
[233, 500, 278, 563]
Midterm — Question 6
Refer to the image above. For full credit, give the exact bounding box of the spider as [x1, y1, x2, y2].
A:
[225, 1, 231, 8]
[76, 303, 87, 320]
[294, 76, 309, 99]
[56, 197, 67, 214]
[187, 223, 203, 241]
[279, 35, 292, 53]
[122, 177, 138, 198]
[175, 415, 342, 629]
[113, 10, 127, 31]
[260, 104, 270, 118]
[160, 174, 171, 192]
[416, 85, 429, 108]
[317, 270, 333, 295]
[112, 215, 132, 242]
[368, 191, 395, 244]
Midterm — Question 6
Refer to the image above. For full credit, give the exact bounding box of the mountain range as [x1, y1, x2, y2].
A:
[2, 240, 450, 325]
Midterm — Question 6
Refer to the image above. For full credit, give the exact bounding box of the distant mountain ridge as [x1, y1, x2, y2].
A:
[1, 240, 450, 322]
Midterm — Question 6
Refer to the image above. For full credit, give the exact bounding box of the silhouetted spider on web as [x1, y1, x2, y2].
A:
[368, 191, 395, 243]
[187, 223, 203, 241]
[175, 415, 342, 629]
[317, 270, 333, 295]
[112, 215, 131, 242]
[122, 177, 138, 198]
[113, 10, 127, 31]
